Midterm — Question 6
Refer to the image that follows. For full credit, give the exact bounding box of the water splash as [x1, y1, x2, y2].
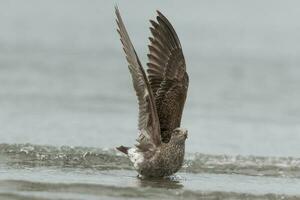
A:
[1, 143, 300, 178]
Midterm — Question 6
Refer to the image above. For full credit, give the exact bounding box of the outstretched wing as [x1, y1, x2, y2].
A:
[115, 7, 161, 148]
[147, 11, 189, 142]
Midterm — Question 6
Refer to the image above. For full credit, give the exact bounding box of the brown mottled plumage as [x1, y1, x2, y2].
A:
[115, 7, 189, 177]
[147, 11, 189, 142]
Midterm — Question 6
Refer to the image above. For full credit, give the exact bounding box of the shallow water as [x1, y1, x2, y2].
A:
[0, 0, 300, 199]
[1, 144, 300, 199]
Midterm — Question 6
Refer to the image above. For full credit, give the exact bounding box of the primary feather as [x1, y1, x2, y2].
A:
[147, 11, 189, 142]
[115, 7, 161, 148]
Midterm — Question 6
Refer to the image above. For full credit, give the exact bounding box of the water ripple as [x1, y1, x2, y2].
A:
[1, 143, 300, 178]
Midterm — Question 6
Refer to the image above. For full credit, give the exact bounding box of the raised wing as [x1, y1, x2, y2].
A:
[147, 11, 189, 142]
[115, 7, 161, 148]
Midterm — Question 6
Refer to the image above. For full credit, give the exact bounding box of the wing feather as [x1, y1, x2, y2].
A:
[147, 11, 189, 142]
[115, 7, 161, 147]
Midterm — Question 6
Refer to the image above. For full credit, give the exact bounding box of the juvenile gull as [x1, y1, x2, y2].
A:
[115, 7, 189, 177]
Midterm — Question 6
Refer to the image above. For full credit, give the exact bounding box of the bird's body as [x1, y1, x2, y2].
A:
[115, 7, 189, 177]
[126, 128, 187, 177]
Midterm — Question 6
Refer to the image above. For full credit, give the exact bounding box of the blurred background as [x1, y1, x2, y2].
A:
[0, 0, 300, 157]
[1, 1, 300, 199]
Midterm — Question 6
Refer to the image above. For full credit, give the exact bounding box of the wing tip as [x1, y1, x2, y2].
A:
[156, 10, 166, 23]
[154, 10, 182, 48]
[156, 10, 162, 16]
[115, 6, 121, 28]
[115, 5, 119, 14]
[115, 5, 122, 23]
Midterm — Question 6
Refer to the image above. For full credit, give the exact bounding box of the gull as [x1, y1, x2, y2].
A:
[115, 7, 189, 177]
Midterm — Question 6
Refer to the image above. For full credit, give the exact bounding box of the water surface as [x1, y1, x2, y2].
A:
[0, 0, 300, 199]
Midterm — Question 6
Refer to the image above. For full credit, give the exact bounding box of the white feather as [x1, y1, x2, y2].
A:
[128, 148, 144, 169]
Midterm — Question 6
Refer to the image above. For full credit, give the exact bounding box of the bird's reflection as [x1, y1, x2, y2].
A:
[136, 175, 184, 189]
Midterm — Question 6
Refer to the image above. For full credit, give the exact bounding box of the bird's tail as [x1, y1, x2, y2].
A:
[116, 145, 129, 154]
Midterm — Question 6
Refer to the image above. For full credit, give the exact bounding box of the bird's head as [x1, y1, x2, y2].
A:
[170, 128, 188, 145]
